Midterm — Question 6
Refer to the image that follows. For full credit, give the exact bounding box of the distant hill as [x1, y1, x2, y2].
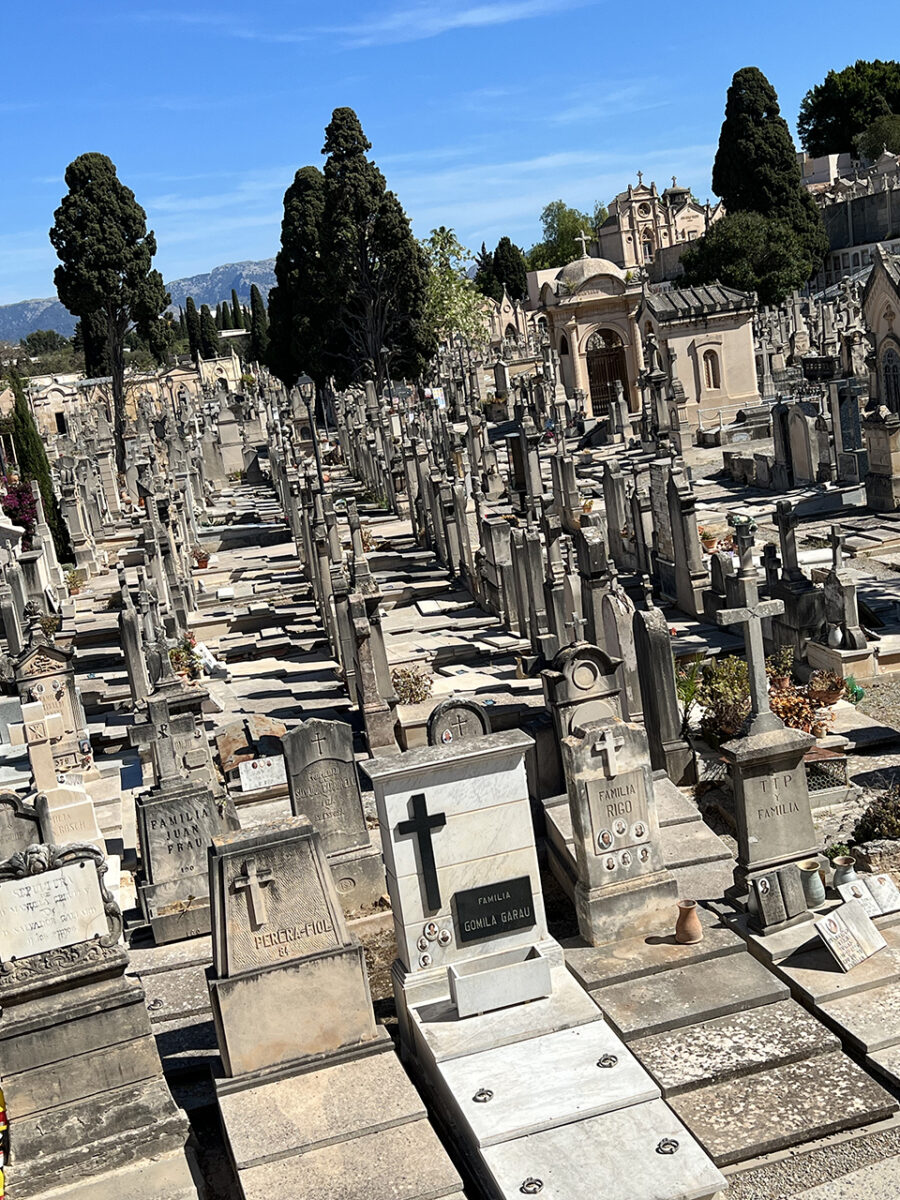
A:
[0, 258, 277, 343]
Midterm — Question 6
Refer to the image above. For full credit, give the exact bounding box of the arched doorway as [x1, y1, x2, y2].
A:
[585, 329, 627, 417]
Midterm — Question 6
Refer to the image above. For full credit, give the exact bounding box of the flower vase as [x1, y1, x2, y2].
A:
[674, 900, 703, 944]
[832, 856, 858, 887]
[799, 859, 826, 907]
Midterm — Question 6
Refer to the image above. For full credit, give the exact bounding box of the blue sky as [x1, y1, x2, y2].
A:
[0, 1, 895, 304]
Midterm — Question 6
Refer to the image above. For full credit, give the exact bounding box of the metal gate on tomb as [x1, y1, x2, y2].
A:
[585, 330, 627, 417]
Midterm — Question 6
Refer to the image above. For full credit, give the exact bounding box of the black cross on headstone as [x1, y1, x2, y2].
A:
[397, 792, 446, 912]
[449, 712, 469, 739]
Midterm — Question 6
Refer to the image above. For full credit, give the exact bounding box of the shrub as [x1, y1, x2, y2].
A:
[1, 479, 38, 550]
[696, 655, 750, 741]
[854, 784, 900, 844]
[825, 842, 852, 862]
[391, 665, 433, 706]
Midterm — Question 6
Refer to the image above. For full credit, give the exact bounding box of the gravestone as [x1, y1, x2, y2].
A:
[632, 600, 695, 785]
[282, 717, 385, 913]
[561, 714, 677, 945]
[0, 843, 194, 1198]
[207, 817, 376, 1076]
[426, 698, 491, 747]
[0, 791, 45, 857]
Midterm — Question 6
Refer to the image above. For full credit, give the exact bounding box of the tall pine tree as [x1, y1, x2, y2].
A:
[185, 296, 201, 359]
[320, 107, 432, 387]
[199, 304, 221, 359]
[248, 284, 269, 364]
[267, 166, 327, 387]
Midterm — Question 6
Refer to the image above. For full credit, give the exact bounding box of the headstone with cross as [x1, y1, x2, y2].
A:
[426, 698, 492, 748]
[128, 695, 199, 791]
[715, 519, 786, 736]
[281, 717, 385, 913]
[207, 816, 377, 1077]
[561, 714, 676, 946]
[824, 525, 868, 651]
[774, 500, 805, 583]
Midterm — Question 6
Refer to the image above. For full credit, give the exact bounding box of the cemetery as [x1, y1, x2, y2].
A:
[6, 27, 900, 1200]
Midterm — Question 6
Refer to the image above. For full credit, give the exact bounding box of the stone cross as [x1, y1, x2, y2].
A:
[233, 857, 273, 928]
[641, 575, 655, 610]
[637, 170, 643, 185]
[565, 613, 588, 645]
[589, 725, 626, 778]
[128, 696, 196, 788]
[575, 230, 590, 259]
[396, 792, 446, 912]
[774, 500, 804, 582]
[715, 521, 785, 735]
[830, 525, 846, 572]
[9, 701, 65, 793]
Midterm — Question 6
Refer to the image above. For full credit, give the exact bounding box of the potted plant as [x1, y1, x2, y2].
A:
[808, 669, 846, 706]
[191, 545, 212, 570]
[65, 568, 81, 597]
[698, 525, 718, 553]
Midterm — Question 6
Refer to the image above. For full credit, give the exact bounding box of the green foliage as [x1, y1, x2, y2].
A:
[675, 657, 703, 735]
[21, 330, 69, 356]
[854, 783, 900, 843]
[199, 304, 221, 359]
[681, 211, 815, 306]
[696, 654, 750, 742]
[319, 107, 432, 387]
[73, 310, 113, 377]
[765, 644, 794, 681]
[421, 227, 488, 346]
[49, 152, 169, 470]
[7, 373, 73, 562]
[231, 287, 244, 329]
[491, 236, 528, 300]
[798, 59, 900, 156]
[184, 296, 201, 358]
[267, 165, 327, 388]
[218, 300, 232, 330]
[856, 113, 900, 159]
[473, 242, 501, 301]
[825, 842, 852, 862]
[248, 284, 269, 364]
[845, 675, 865, 705]
[526, 199, 607, 270]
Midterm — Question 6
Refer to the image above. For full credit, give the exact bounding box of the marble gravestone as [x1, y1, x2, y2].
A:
[0, 791, 45, 858]
[130, 697, 239, 944]
[561, 713, 678, 946]
[426, 698, 491, 748]
[282, 718, 384, 914]
[207, 818, 464, 1200]
[362, 732, 725, 1200]
[207, 817, 376, 1077]
[0, 843, 195, 1199]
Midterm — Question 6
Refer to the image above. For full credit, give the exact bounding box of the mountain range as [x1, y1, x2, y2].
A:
[0, 259, 277, 343]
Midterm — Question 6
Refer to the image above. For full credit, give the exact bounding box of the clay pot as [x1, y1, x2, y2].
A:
[195, 557, 209, 570]
[799, 859, 826, 907]
[832, 855, 858, 887]
[674, 899, 703, 945]
[701, 538, 717, 553]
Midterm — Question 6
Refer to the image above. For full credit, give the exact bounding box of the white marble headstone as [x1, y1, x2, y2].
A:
[0, 861, 107, 961]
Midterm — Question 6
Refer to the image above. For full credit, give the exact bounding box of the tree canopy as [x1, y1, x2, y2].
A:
[526, 199, 608, 270]
[798, 59, 900, 157]
[49, 152, 169, 471]
[248, 284, 269, 364]
[421, 227, 488, 347]
[20, 330, 69, 356]
[7, 372, 73, 562]
[199, 304, 221, 359]
[184, 296, 201, 360]
[856, 112, 900, 159]
[684, 67, 827, 303]
[474, 236, 527, 301]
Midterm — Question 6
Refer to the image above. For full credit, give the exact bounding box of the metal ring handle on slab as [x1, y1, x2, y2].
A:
[596, 1053, 618, 1068]
[472, 1088, 493, 1103]
[656, 1138, 679, 1155]
[520, 1179, 543, 1194]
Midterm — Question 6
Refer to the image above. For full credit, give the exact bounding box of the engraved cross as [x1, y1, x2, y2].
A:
[591, 726, 626, 778]
[233, 857, 274, 928]
[397, 793, 446, 912]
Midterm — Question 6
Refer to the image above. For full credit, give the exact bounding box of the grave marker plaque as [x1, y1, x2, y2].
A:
[454, 875, 536, 944]
[283, 719, 368, 855]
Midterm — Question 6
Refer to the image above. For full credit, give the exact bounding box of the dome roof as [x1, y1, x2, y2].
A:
[556, 255, 626, 290]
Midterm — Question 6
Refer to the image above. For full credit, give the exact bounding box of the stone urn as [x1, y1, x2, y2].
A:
[832, 856, 858, 887]
[799, 859, 826, 907]
[674, 899, 703, 945]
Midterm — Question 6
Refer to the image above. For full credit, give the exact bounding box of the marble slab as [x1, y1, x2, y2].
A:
[480, 1098, 726, 1200]
[630, 1000, 838, 1095]
[593, 953, 788, 1041]
[820, 979, 900, 1052]
[0, 862, 107, 960]
[437, 1020, 658, 1146]
[776, 929, 900, 1004]
[669, 1051, 897, 1167]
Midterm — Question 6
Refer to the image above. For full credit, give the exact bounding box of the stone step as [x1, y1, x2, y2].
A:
[593, 952, 789, 1041]
[479, 1098, 725, 1200]
[775, 925, 900, 1005]
[668, 1051, 897, 1167]
[33, 1147, 201, 1200]
[630, 999, 838, 1096]
[820, 978, 900, 1053]
[655, 777, 702, 828]
[663, 820, 733, 871]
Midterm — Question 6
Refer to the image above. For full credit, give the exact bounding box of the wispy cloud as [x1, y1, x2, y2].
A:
[131, 10, 309, 44]
[548, 83, 671, 125]
[329, 0, 599, 47]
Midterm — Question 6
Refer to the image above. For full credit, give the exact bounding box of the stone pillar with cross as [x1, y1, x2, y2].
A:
[822, 524, 868, 653]
[128, 695, 198, 791]
[560, 714, 677, 946]
[769, 502, 825, 662]
[717, 521, 818, 900]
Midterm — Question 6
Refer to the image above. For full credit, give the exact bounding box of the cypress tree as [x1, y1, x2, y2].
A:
[220, 300, 233, 330]
[199, 304, 221, 359]
[49, 153, 169, 472]
[267, 165, 327, 387]
[320, 107, 431, 387]
[248, 284, 269, 364]
[491, 236, 528, 300]
[185, 297, 201, 358]
[474, 242, 501, 301]
[73, 310, 113, 377]
[8, 372, 74, 562]
[231, 287, 244, 329]
[712, 67, 827, 269]
[178, 307, 186, 339]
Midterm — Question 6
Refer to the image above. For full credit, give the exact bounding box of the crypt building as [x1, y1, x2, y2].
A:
[862, 245, 900, 414]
